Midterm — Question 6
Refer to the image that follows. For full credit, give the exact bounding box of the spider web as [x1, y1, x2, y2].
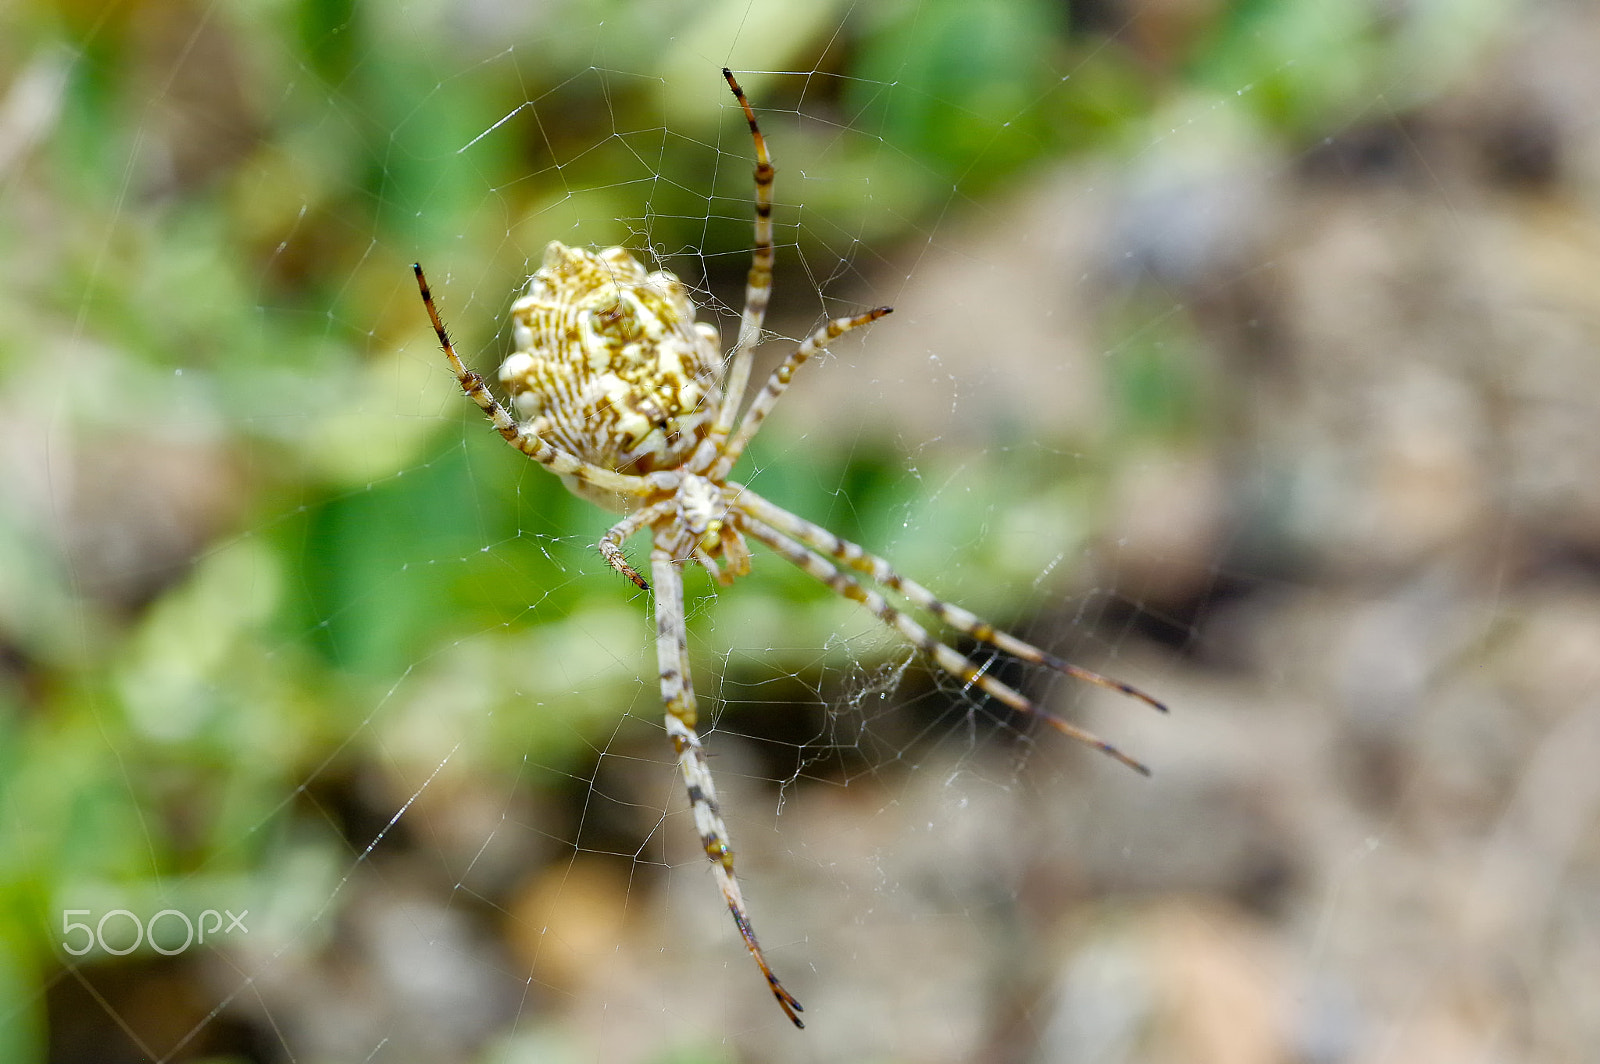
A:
[8, 1, 1600, 1061]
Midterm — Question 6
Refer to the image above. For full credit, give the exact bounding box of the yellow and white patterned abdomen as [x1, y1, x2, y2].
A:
[499, 242, 724, 497]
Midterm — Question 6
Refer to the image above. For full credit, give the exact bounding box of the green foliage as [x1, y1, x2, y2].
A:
[852, 0, 1065, 187]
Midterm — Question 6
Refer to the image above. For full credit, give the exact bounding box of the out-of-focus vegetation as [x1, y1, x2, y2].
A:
[0, 0, 1554, 1060]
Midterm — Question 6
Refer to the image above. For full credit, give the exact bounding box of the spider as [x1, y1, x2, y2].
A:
[412, 69, 1165, 1029]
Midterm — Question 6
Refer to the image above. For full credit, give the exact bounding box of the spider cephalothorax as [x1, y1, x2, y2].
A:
[414, 68, 1164, 1030]
[668, 472, 750, 578]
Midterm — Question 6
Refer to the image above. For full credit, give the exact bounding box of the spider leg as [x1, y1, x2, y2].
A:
[599, 502, 673, 590]
[690, 545, 734, 586]
[734, 485, 1167, 714]
[651, 548, 805, 1027]
[706, 68, 777, 452]
[735, 513, 1152, 776]
[715, 306, 893, 479]
[413, 263, 657, 499]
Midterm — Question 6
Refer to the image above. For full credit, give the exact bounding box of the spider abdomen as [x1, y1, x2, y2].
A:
[500, 242, 724, 483]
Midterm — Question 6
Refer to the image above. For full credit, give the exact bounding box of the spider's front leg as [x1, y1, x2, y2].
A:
[650, 548, 804, 1027]
[734, 512, 1154, 775]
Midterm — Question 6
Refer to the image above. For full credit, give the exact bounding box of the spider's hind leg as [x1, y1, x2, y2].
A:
[707, 68, 778, 450]
[412, 263, 657, 500]
[716, 307, 892, 478]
